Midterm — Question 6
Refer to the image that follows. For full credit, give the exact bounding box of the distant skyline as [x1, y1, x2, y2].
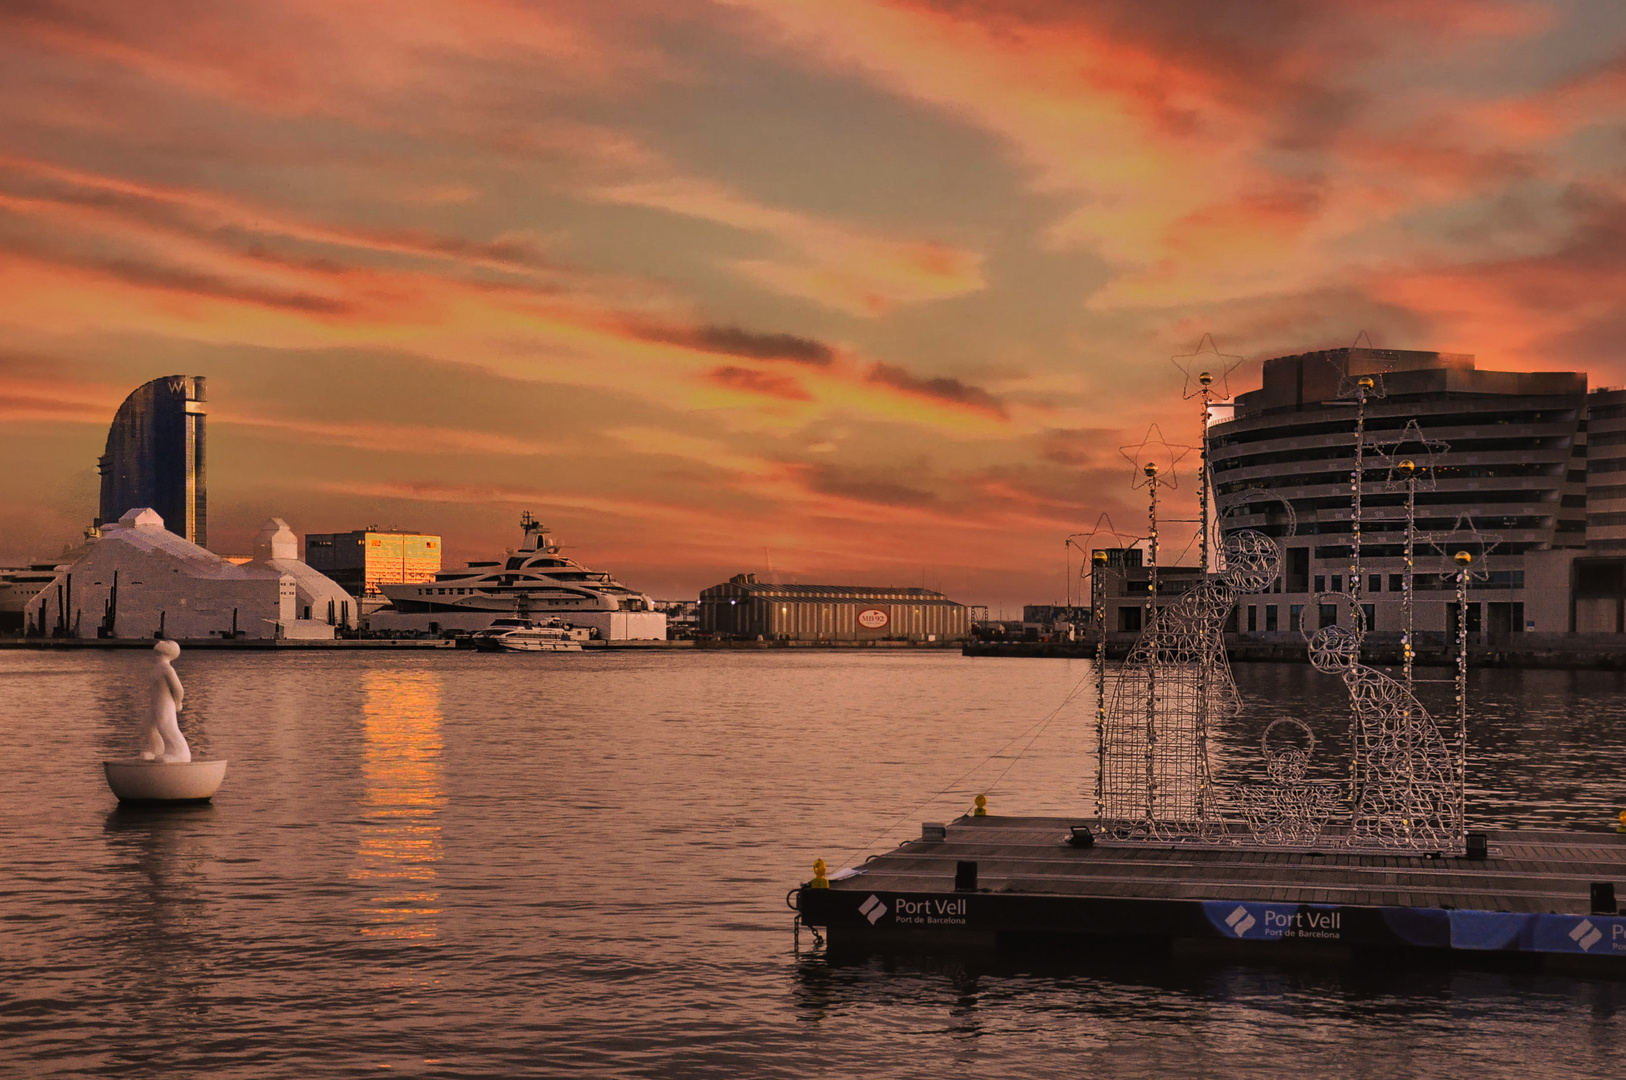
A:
[4, 2, 1626, 611]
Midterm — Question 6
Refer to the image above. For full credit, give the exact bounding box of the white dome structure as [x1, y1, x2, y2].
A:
[24, 509, 355, 640]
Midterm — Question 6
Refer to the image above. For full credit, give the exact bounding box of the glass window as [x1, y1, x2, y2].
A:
[1119, 607, 1142, 632]
[1389, 574, 1404, 592]
[1319, 603, 1338, 628]
[1247, 605, 1257, 632]
[1265, 605, 1278, 632]
[1290, 604, 1303, 631]
[1314, 575, 1325, 593]
[1331, 574, 1343, 592]
[1369, 574, 1382, 594]
[1362, 603, 1376, 631]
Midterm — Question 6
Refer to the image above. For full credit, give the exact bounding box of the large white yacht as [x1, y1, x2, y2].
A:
[379, 513, 659, 622]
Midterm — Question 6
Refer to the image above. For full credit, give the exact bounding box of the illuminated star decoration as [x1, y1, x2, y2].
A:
[1067, 513, 1141, 600]
[1333, 329, 1394, 400]
[1119, 423, 1194, 489]
[1424, 514, 1502, 580]
[1068, 512, 1136, 556]
[1376, 419, 1451, 492]
[1171, 333, 1245, 402]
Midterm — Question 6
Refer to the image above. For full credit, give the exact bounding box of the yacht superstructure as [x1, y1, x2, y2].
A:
[380, 513, 657, 620]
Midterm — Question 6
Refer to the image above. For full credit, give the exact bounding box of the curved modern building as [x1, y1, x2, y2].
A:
[1208, 348, 1587, 639]
[97, 375, 207, 547]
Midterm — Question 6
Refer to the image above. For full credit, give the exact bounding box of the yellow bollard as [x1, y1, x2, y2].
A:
[973, 794, 988, 817]
[1618, 811, 1626, 834]
[811, 858, 829, 888]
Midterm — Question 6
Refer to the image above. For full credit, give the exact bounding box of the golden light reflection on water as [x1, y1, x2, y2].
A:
[354, 669, 446, 942]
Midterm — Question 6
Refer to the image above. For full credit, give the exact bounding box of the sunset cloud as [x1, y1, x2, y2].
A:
[4, 1, 1626, 610]
[594, 176, 986, 315]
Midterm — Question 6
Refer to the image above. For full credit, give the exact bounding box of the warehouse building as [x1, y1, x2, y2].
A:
[699, 573, 968, 642]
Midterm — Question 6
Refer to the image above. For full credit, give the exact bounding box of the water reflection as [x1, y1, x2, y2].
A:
[353, 670, 445, 942]
[98, 804, 218, 1070]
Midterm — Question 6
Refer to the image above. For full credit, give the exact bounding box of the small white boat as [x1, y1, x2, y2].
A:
[472, 618, 584, 653]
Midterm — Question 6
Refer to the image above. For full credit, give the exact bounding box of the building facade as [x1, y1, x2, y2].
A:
[700, 573, 969, 642]
[25, 509, 354, 640]
[304, 528, 442, 597]
[1204, 347, 1586, 642]
[98, 375, 207, 546]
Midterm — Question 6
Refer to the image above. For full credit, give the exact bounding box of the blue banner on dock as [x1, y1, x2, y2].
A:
[1211, 901, 1626, 957]
[1203, 901, 1345, 942]
[1386, 907, 1626, 954]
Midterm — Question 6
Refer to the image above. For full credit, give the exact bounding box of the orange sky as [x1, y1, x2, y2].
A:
[4, 1, 1626, 611]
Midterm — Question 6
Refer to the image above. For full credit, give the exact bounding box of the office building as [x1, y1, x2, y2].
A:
[304, 528, 442, 597]
[98, 375, 207, 546]
[1206, 347, 1584, 639]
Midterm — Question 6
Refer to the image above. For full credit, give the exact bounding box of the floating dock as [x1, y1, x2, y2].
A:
[795, 815, 1626, 969]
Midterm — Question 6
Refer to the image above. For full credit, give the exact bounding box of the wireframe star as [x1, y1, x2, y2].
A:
[1067, 513, 1143, 599]
[1317, 330, 1394, 401]
[1118, 423, 1193, 489]
[1424, 514, 1501, 578]
[1376, 419, 1451, 492]
[1067, 512, 1135, 557]
[1171, 333, 1245, 401]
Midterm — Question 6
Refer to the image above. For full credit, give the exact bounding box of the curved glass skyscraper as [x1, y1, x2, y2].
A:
[97, 375, 207, 546]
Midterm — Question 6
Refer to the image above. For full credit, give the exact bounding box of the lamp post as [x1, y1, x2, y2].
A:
[1143, 461, 1159, 821]
[1455, 550, 1472, 847]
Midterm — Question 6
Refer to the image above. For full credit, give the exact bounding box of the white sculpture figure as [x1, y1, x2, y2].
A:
[140, 640, 191, 763]
[103, 638, 226, 801]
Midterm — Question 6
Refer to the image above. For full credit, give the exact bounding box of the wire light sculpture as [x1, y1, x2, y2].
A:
[1376, 420, 1450, 693]
[1089, 346, 1474, 853]
[1305, 617, 1463, 848]
[1425, 515, 1500, 848]
[1234, 719, 1340, 843]
[1073, 513, 1137, 822]
[1173, 335, 1244, 573]
[1098, 526, 1279, 837]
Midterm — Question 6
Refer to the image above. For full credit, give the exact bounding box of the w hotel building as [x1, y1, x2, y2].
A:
[1206, 347, 1626, 640]
[97, 375, 207, 546]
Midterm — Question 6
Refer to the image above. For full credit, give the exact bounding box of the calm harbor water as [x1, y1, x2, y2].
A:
[4, 649, 1626, 1078]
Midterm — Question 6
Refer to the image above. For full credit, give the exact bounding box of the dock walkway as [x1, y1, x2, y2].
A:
[796, 815, 1626, 967]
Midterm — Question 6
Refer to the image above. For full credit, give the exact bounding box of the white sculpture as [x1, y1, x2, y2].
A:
[103, 640, 226, 802]
[141, 639, 191, 763]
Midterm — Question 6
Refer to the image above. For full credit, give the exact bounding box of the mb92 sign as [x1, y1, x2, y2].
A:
[857, 608, 889, 629]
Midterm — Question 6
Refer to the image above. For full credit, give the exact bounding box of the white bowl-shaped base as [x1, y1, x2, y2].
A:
[104, 759, 228, 802]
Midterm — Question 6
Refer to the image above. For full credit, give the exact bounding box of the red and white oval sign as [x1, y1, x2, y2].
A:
[857, 608, 890, 629]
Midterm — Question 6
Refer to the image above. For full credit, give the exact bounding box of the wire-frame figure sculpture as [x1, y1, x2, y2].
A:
[1098, 526, 1280, 838]
[1305, 616, 1463, 850]
[1072, 513, 1138, 821]
[1233, 719, 1341, 844]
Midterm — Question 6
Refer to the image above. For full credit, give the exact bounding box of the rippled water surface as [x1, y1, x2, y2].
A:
[5, 650, 1626, 1078]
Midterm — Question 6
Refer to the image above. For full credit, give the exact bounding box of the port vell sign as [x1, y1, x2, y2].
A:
[857, 608, 890, 629]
